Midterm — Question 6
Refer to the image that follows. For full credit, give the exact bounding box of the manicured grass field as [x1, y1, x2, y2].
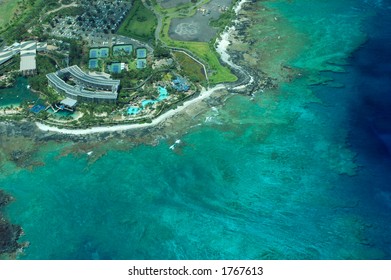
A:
[161, 22, 237, 84]
[0, 0, 19, 27]
[117, 0, 157, 42]
[157, 1, 237, 84]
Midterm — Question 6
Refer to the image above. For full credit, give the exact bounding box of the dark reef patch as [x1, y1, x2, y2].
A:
[0, 190, 25, 258]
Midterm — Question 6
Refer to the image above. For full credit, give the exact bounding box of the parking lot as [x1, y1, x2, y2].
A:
[49, 0, 131, 42]
[168, 0, 233, 42]
[158, 0, 192, 9]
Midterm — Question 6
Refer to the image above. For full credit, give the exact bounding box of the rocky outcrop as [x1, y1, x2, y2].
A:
[0, 190, 25, 258]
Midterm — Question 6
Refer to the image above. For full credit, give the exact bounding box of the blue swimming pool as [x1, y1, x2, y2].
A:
[157, 86, 169, 101]
[127, 107, 141, 115]
[141, 100, 157, 107]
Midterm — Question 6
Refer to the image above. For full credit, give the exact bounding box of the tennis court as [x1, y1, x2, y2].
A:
[30, 104, 46, 114]
[136, 48, 147, 58]
[89, 59, 99, 69]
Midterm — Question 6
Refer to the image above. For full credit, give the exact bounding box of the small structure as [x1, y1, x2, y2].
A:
[20, 49, 37, 76]
[172, 76, 190, 92]
[0, 41, 46, 71]
[60, 97, 77, 111]
[37, 42, 48, 52]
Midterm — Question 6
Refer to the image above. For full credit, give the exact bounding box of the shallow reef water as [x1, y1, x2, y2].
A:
[0, 0, 390, 259]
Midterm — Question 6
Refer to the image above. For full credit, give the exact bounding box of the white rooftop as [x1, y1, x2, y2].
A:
[20, 55, 36, 71]
[60, 97, 77, 107]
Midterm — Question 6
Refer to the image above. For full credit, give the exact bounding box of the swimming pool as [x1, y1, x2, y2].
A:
[157, 86, 169, 101]
[127, 107, 141, 115]
[47, 108, 75, 119]
[141, 100, 157, 107]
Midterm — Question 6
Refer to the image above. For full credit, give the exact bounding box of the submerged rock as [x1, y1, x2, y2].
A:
[0, 190, 25, 258]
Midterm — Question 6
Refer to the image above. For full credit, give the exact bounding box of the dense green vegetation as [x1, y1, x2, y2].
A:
[112, 67, 154, 88]
[28, 55, 59, 102]
[117, 0, 157, 42]
[210, 8, 235, 31]
[0, 0, 45, 42]
[67, 39, 88, 66]
[0, 0, 83, 42]
[0, 0, 19, 28]
[173, 51, 206, 83]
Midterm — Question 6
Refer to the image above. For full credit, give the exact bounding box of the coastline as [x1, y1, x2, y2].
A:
[36, 84, 226, 135]
[35, 0, 254, 135]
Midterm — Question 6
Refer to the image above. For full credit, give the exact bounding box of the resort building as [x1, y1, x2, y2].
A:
[46, 65, 120, 103]
[20, 48, 37, 76]
[0, 49, 15, 67]
[0, 41, 47, 76]
[172, 76, 190, 92]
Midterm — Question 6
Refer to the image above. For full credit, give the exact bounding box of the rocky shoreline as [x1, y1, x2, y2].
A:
[0, 190, 27, 259]
[0, 1, 277, 147]
[0, 1, 270, 139]
[219, 0, 278, 94]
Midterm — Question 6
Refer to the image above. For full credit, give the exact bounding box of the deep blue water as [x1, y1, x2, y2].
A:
[313, 0, 391, 255]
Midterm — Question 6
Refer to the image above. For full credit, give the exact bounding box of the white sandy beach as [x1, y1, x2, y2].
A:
[36, 84, 226, 135]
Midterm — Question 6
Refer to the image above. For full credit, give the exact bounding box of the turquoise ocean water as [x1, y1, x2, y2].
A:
[0, 77, 37, 107]
[1, 0, 391, 259]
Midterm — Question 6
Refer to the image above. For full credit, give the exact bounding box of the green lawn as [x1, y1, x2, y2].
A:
[117, 0, 157, 42]
[156, 1, 237, 84]
[173, 51, 206, 83]
[161, 22, 237, 84]
[0, 0, 19, 27]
